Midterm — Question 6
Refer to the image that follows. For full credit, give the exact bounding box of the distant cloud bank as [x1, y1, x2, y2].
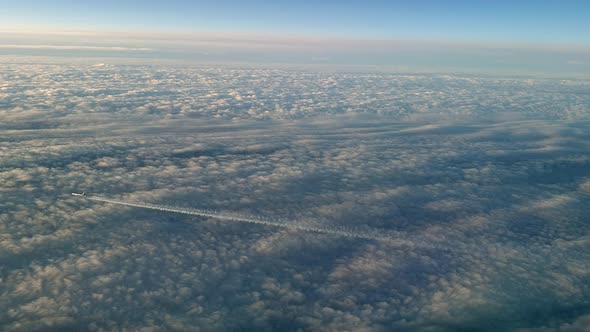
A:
[1, 29, 589, 76]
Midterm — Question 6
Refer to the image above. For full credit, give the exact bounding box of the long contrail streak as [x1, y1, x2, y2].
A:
[79, 194, 426, 247]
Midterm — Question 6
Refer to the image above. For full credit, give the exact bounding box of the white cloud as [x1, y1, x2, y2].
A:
[1, 62, 590, 331]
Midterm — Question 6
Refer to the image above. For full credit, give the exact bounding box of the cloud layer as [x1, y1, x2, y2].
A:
[1, 61, 590, 331]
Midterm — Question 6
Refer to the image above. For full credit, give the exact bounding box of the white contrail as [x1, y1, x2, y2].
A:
[80, 194, 425, 246]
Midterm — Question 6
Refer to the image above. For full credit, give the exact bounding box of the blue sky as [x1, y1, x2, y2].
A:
[3, 0, 590, 44]
[1, 0, 589, 75]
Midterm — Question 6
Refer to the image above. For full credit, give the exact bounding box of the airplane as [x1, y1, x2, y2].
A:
[71, 192, 86, 197]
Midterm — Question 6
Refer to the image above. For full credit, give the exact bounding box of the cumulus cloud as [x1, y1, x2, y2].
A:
[1, 60, 590, 331]
[1, 60, 589, 131]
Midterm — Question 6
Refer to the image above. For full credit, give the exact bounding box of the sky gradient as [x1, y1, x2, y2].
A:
[3, 0, 590, 44]
[1, 0, 589, 75]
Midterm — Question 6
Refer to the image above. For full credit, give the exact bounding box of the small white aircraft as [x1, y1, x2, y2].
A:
[71, 192, 86, 197]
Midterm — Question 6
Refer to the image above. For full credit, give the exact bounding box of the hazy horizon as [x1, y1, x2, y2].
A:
[2, 0, 590, 76]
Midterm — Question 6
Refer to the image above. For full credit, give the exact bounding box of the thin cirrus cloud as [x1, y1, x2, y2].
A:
[4, 29, 590, 52]
[0, 44, 153, 51]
